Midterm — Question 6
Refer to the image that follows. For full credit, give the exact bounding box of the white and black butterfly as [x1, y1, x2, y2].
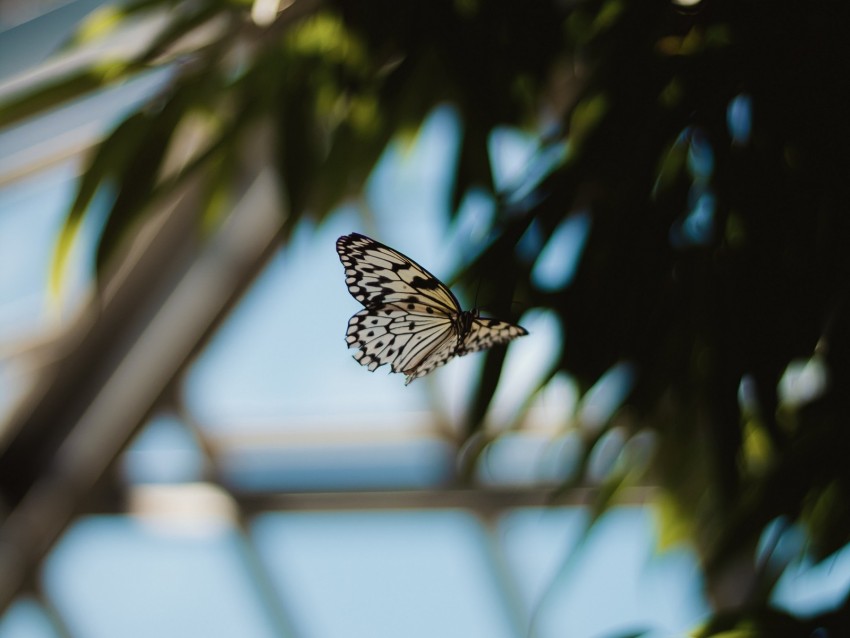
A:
[336, 232, 528, 384]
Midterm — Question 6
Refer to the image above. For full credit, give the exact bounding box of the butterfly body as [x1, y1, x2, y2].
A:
[336, 233, 527, 384]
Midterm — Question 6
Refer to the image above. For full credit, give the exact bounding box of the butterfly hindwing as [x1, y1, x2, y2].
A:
[345, 302, 455, 375]
[337, 233, 527, 383]
[401, 337, 460, 384]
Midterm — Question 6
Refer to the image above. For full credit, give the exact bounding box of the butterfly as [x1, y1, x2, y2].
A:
[336, 232, 528, 384]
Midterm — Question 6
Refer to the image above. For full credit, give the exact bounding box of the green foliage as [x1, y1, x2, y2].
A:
[4, 0, 850, 632]
[457, 0, 850, 630]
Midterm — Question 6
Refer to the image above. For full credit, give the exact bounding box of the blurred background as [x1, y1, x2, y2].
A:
[1, 1, 850, 636]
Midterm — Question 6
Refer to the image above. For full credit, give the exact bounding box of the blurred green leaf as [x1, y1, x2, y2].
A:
[652, 134, 689, 199]
[0, 68, 120, 129]
[50, 111, 151, 294]
[653, 492, 696, 552]
[137, 1, 232, 64]
[94, 70, 220, 274]
[804, 480, 850, 561]
[71, 5, 127, 44]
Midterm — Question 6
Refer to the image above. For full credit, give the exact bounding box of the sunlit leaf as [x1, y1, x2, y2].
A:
[287, 12, 368, 68]
[94, 73, 217, 274]
[50, 112, 151, 295]
[739, 418, 772, 477]
[653, 491, 696, 551]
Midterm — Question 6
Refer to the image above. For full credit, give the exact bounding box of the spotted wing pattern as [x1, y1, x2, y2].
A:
[458, 318, 529, 356]
[337, 233, 460, 313]
[336, 233, 527, 384]
[345, 302, 457, 385]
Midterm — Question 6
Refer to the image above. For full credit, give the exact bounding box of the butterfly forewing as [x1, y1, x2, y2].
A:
[337, 233, 527, 383]
[337, 233, 461, 313]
